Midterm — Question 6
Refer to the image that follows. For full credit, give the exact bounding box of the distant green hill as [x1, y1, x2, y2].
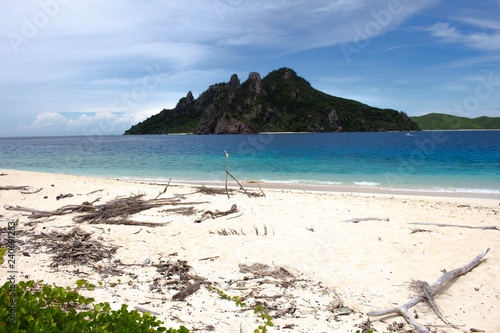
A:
[410, 113, 500, 130]
[125, 68, 420, 134]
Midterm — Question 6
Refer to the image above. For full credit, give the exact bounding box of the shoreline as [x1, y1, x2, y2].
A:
[1, 168, 499, 332]
[2, 128, 500, 139]
[2, 167, 499, 200]
[171, 179, 500, 201]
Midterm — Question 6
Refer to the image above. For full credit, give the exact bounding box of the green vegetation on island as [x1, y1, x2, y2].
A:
[410, 113, 500, 130]
[125, 68, 420, 134]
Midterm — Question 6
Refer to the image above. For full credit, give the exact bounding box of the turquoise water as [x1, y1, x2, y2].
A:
[0, 131, 499, 195]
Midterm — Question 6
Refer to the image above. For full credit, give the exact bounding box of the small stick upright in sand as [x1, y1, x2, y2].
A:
[225, 150, 230, 199]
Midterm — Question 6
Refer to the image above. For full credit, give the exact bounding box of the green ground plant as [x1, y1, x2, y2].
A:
[0, 280, 187, 332]
[207, 286, 274, 333]
[0, 247, 5, 265]
[0, 278, 369, 332]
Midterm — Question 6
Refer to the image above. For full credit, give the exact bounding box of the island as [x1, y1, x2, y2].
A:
[410, 113, 500, 130]
[125, 68, 420, 135]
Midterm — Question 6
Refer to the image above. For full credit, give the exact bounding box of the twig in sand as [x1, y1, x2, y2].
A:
[255, 182, 266, 198]
[408, 222, 499, 231]
[73, 195, 176, 225]
[224, 151, 251, 198]
[161, 206, 197, 216]
[199, 256, 219, 261]
[86, 189, 104, 195]
[0, 186, 29, 191]
[155, 179, 171, 199]
[239, 263, 295, 280]
[194, 204, 238, 223]
[7, 194, 195, 226]
[226, 212, 244, 220]
[38, 227, 119, 267]
[134, 306, 161, 316]
[339, 217, 389, 223]
[172, 282, 201, 301]
[20, 187, 43, 194]
[4, 203, 95, 218]
[197, 186, 233, 196]
[225, 150, 230, 199]
[368, 248, 490, 333]
[409, 227, 432, 234]
[210, 228, 245, 236]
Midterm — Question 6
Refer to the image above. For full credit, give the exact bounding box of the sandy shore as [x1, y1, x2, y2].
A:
[1, 169, 499, 332]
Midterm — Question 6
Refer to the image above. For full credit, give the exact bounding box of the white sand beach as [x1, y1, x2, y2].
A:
[1, 169, 499, 332]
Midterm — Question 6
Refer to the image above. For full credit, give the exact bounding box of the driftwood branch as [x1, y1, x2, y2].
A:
[227, 172, 251, 198]
[5, 194, 189, 226]
[408, 222, 499, 231]
[86, 189, 104, 195]
[224, 151, 251, 198]
[340, 217, 389, 223]
[199, 256, 219, 261]
[4, 203, 94, 218]
[368, 248, 490, 333]
[172, 282, 201, 301]
[413, 280, 452, 326]
[155, 179, 171, 199]
[225, 150, 230, 199]
[194, 204, 238, 223]
[256, 182, 266, 198]
[0, 186, 29, 191]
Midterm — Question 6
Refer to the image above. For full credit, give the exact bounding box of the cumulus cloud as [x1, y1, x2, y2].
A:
[30, 112, 67, 129]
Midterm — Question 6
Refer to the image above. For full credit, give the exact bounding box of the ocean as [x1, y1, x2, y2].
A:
[0, 131, 499, 196]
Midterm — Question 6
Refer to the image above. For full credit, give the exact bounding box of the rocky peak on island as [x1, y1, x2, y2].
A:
[125, 67, 420, 135]
[228, 74, 240, 88]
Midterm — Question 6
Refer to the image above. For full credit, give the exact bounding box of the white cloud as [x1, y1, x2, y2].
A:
[428, 22, 500, 51]
[428, 22, 460, 42]
[459, 18, 500, 31]
[8, 0, 500, 136]
[28, 111, 151, 135]
[30, 112, 67, 129]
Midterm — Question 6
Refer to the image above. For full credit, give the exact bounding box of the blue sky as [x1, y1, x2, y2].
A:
[1, 0, 499, 137]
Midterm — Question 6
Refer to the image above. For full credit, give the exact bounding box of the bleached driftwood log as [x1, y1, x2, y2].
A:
[4, 203, 93, 218]
[0, 186, 29, 191]
[367, 248, 490, 333]
[408, 222, 499, 231]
